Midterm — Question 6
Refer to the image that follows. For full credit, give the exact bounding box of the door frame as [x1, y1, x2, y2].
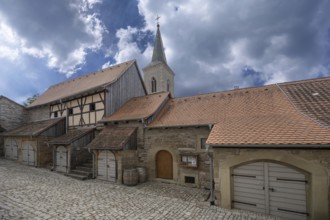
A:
[216, 151, 327, 220]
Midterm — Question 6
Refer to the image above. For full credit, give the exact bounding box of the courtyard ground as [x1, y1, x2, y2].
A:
[0, 159, 279, 220]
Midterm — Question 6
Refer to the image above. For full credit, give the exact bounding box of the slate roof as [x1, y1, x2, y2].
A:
[48, 128, 94, 145]
[102, 92, 169, 122]
[279, 77, 330, 130]
[148, 84, 330, 146]
[1, 118, 65, 137]
[151, 24, 167, 64]
[86, 126, 137, 150]
[28, 60, 136, 108]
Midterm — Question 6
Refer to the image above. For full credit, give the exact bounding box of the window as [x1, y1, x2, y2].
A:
[54, 111, 58, 118]
[151, 77, 157, 93]
[201, 138, 207, 149]
[181, 154, 198, 168]
[89, 103, 96, 111]
[167, 79, 170, 92]
[68, 108, 73, 115]
[185, 176, 195, 184]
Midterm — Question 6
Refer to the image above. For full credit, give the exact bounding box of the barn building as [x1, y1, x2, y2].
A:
[1, 23, 330, 220]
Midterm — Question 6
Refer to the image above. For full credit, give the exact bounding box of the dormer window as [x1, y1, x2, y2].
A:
[151, 77, 157, 93]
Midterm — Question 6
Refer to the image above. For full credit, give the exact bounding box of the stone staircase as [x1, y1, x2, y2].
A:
[65, 160, 93, 180]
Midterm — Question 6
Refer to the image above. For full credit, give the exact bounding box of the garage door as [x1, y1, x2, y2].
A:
[4, 138, 18, 160]
[232, 162, 308, 220]
[97, 150, 116, 182]
[22, 143, 35, 166]
[56, 146, 67, 173]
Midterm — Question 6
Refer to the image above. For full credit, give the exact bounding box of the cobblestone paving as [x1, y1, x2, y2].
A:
[0, 159, 281, 220]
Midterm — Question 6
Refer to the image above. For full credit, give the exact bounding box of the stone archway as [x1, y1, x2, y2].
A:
[156, 150, 173, 179]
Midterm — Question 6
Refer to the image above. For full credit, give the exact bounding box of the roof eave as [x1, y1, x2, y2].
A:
[209, 143, 330, 149]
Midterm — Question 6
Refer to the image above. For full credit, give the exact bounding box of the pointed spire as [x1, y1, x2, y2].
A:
[151, 22, 167, 64]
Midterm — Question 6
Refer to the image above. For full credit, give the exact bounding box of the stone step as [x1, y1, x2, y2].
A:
[75, 166, 93, 172]
[70, 169, 91, 176]
[65, 173, 88, 181]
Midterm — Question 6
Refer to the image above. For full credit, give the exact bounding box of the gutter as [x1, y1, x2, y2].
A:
[209, 143, 330, 149]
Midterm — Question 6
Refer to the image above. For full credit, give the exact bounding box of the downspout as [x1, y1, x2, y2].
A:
[206, 143, 215, 206]
[89, 147, 96, 179]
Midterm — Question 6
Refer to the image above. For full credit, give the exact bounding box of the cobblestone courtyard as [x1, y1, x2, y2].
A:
[0, 159, 279, 220]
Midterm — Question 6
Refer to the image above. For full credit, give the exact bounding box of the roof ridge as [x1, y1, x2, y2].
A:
[49, 60, 135, 89]
[278, 76, 330, 86]
[276, 83, 330, 131]
[174, 84, 274, 100]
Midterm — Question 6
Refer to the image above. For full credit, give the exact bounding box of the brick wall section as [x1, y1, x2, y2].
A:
[144, 126, 211, 188]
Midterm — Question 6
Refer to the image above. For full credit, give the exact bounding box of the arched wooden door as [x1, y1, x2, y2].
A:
[156, 150, 173, 179]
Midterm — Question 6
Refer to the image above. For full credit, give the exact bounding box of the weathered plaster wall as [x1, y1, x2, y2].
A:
[212, 148, 330, 220]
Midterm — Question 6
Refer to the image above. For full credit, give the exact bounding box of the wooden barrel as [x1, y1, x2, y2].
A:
[123, 168, 138, 186]
[136, 167, 147, 183]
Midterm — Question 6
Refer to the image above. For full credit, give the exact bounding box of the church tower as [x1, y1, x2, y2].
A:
[143, 23, 175, 96]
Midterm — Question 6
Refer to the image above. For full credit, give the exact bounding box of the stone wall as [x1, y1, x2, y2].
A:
[212, 148, 330, 220]
[0, 96, 26, 157]
[26, 106, 50, 122]
[0, 96, 26, 131]
[144, 126, 211, 188]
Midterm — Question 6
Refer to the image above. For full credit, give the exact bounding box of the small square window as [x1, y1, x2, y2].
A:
[185, 176, 195, 184]
[181, 155, 198, 168]
[89, 103, 96, 111]
[54, 111, 58, 118]
[68, 108, 73, 115]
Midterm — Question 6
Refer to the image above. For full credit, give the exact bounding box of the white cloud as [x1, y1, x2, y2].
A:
[0, 1, 106, 77]
[134, 0, 330, 96]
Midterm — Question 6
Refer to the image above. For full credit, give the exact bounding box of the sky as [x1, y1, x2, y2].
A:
[0, 0, 330, 104]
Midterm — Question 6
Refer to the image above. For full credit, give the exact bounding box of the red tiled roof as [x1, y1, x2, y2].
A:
[102, 92, 170, 122]
[149, 84, 330, 146]
[28, 60, 136, 107]
[279, 77, 330, 130]
[48, 128, 94, 145]
[86, 126, 137, 150]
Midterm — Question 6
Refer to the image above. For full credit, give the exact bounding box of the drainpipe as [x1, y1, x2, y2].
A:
[88, 147, 96, 179]
[206, 143, 215, 206]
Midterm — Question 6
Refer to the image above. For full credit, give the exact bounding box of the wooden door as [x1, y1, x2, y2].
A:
[156, 150, 173, 179]
[4, 138, 18, 160]
[22, 143, 35, 166]
[56, 146, 67, 173]
[232, 162, 308, 220]
[97, 150, 116, 182]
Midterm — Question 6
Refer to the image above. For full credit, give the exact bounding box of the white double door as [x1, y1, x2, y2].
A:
[232, 162, 308, 220]
[56, 146, 67, 173]
[22, 143, 35, 166]
[4, 138, 18, 160]
[97, 150, 116, 182]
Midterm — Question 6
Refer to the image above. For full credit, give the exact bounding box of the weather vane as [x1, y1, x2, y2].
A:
[156, 15, 161, 26]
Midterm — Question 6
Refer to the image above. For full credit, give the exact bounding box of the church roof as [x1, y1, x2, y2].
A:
[151, 24, 167, 64]
[28, 60, 136, 108]
[149, 81, 330, 146]
[102, 92, 170, 122]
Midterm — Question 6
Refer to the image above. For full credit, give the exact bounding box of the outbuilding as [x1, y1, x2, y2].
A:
[2, 117, 66, 167]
